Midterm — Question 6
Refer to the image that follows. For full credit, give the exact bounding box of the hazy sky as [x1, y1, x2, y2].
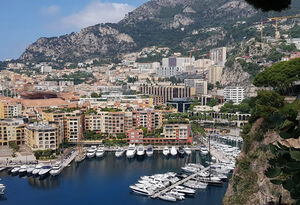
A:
[0, 0, 148, 60]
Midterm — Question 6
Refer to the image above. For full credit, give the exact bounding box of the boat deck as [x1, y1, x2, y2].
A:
[151, 166, 210, 199]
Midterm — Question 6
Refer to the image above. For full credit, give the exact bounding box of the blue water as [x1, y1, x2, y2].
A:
[0, 152, 227, 205]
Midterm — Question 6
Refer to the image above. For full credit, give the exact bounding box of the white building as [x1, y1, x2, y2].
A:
[162, 56, 195, 71]
[208, 66, 223, 84]
[41, 65, 52, 73]
[224, 87, 245, 104]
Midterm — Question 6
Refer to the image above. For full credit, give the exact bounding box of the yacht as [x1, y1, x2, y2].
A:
[170, 146, 177, 156]
[137, 144, 145, 157]
[75, 151, 86, 163]
[178, 147, 185, 157]
[32, 164, 43, 175]
[87, 146, 97, 158]
[163, 146, 170, 156]
[18, 165, 28, 174]
[168, 190, 185, 200]
[26, 165, 36, 174]
[0, 182, 5, 195]
[200, 145, 209, 155]
[38, 165, 52, 176]
[126, 144, 137, 159]
[129, 185, 153, 196]
[10, 166, 21, 174]
[96, 145, 105, 158]
[50, 163, 63, 176]
[184, 147, 192, 155]
[115, 147, 125, 158]
[174, 186, 195, 195]
[159, 194, 177, 202]
[146, 145, 153, 157]
[0, 167, 6, 172]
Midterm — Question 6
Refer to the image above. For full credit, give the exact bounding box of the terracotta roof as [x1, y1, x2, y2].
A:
[20, 98, 69, 108]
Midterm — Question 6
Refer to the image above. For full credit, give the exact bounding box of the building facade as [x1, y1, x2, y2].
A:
[0, 100, 22, 119]
[0, 118, 25, 146]
[224, 87, 245, 104]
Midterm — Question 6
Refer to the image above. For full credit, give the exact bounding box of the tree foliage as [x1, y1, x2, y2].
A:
[253, 58, 300, 95]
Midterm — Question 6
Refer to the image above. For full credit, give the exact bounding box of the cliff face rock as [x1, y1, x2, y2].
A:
[221, 61, 251, 86]
[223, 119, 294, 205]
[19, 0, 300, 62]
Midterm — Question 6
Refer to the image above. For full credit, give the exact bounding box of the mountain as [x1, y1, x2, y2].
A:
[19, 0, 300, 62]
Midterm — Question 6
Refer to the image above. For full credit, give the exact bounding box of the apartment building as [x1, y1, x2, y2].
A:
[25, 123, 57, 151]
[64, 115, 83, 142]
[224, 87, 245, 104]
[0, 118, 25, 146]
[126, 124, 192, 145]
[208, 66, 223, 85]
[132, 110, 163, 131]
[0, 100, 22, 119]
[210, 47, 227, 66]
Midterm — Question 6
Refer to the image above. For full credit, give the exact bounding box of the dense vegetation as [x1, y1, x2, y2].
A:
[253, 58, 300, 95]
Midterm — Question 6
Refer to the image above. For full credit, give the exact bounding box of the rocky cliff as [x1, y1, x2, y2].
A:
[19, 0, 300, 62]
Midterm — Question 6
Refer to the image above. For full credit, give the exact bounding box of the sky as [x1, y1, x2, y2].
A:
[0, 0, 148, 61]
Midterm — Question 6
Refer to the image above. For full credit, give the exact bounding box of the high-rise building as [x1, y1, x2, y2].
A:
[162, 57, 195, 69]
[210, 47, 227, 66]
[224, 87, 245, 104]
[157, 67, 182, 77]
[184, 79, 208, 95]
[208, 66, 223, 85]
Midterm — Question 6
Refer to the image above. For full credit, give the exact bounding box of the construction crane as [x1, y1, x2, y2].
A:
[253, 20, 273, 42]
[268, 14, 300, 40]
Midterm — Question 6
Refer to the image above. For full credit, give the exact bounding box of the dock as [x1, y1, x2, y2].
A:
[62, 150, 78, 168]
[151, 166, 210, 199]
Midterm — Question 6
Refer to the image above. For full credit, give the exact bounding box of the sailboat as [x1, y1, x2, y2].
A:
[75, 131, 86, 163]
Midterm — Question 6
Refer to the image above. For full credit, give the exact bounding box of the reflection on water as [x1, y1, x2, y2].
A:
[0, 151, 227, 205]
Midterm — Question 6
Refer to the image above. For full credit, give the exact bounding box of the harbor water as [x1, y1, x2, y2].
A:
[0, 151, 228, 205]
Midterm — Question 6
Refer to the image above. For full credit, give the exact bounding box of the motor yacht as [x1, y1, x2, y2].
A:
[26, 165, 36, 174]
[96, 145, 105, 158]
[32, 164, 43, 175]
[183, 147, 192, 155]
[38, 165, 52, 176]
[87, 146, 97, 158]
[163, 146, 170, 156]
[10, 166, 21, 174]
[126, 144, 136, 159]
[50, 163, 63, 176]
[137, 144, 145, 157]
[200, 146, 209, 155]
[0, 182, 5, 195]
[170, 146, 177, 156]
[174, 186, 195, 195]
[0, 167, 6, 172]
[129, 185, 153, 196]
[18, 165, 28, 174]
[115, 147, 125, 157]
[146, 145, 153, 157]
[168, 190, 185, 200]
[178, 147, 185, 157]
[159, 194, 176, 202]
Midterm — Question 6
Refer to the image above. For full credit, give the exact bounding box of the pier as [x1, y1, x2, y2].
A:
[151, 166, 210, 199]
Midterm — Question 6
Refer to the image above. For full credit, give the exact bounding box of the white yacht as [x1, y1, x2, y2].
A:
[26, 165, 36, 174]
[38, 165, 52, 176]
[87, 146, 97, 158]
[163, 146, 170, 156]
[0, 167, 6, 172]
[168, 190, 185, 200]
[184, 147, 192, 155]
[174, 186, 195, 195]
[0, 182, 5, 195]
[129, 185, 153, 196]
[146, 145, 153, 157]
[200, 146, 209, 155]
[18, 165, 28, 174]
[126, 144, 136, 159]
[115, 147, 125, 157]
[32, 164, 43, 175]
[137, 144, 145, 157]
[10, 166, 21, 174]
[96, 145, 105, 158]
[159, 194, 176, 202]
[50, 163, 63, 176]
[170, 146, 177, 156]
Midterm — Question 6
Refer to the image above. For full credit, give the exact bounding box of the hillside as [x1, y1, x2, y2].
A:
[19, 0, 300, 62]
